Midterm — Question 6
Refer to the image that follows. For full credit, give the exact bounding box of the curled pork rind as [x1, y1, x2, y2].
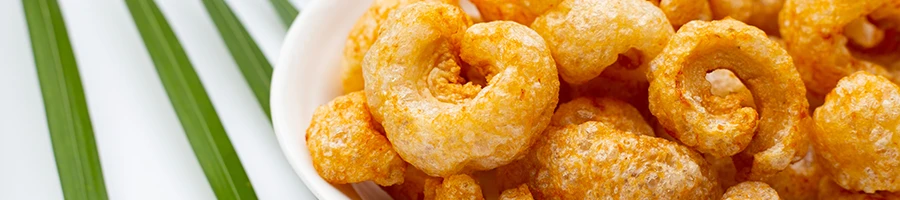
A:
[779, 0, 899, 97]
[363, 2, 560, 177]
[340, 0, 458, 93]
[425, 174, 485, 200]
[531, 0, 674, 85]
[499, 184, 534, 200]
[648, 19, 811, 180]
[305, 91, 406, 186]
[550, 97, 654, 136]
[721, 181, 780, 200]
[659, 0, 713, 28]
[510, 122, 722, 199]
[818, 177, 900, 200]
[468, 0, 561, 25]
[812, 71, 900, 193]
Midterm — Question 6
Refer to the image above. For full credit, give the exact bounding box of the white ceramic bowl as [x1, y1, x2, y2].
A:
[272, 0, 481, 199]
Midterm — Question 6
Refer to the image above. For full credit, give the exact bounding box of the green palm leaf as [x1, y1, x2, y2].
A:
[269, 0, 299, 27]
[201, 0, 272, 118]
[124, 0, 257, 199]
[22, 0, 109, 199]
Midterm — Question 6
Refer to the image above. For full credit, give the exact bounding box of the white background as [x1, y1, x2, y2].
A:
[0, 0, 315, 199]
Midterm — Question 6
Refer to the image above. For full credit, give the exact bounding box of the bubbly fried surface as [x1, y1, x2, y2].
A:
[813, 71, 900, 193]
[779, 0, 899, 97]
[426, 174, 485, 200]
[531, 0, 673, 84]
[305, 91, 406, 186]
[363, 2, 559, 177]
[550, 97, 654, 136]
[341, 0, 458, 93]
[468, 0, 561, 25]
[499, 184, 533, 200]
[504, 122, 722, 199]
[383, 167, 440, 200]
[818, 177, 900, 200]
[722, 181, 780, 200]
[764, 146, 820, 200]
[649, 19, 810, 180]
[659, 0, 712, 28]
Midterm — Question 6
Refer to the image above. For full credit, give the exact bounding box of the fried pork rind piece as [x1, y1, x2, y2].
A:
[812, 71, 900, 193]
[340, 0, 458, 93]
[648, 19, 811, 180]
[468, 0, 561, 25]
[305, 91, 406, 186]
[550, 97, 654, 136]
[764, 146, 821, 200]
[499, 184, 533, 200]
[705, 153, 739, 189]
[659, 0, 713, 28]
[383, 167, 441, 200]
[363, 2, 559, 177]
[722, 181, 780, 200]
[425, 174, 485, 200]
[707, 0, 784, 35]
[818, 177, 900, 200]
[510, 122, 723, 199]
[779, 0, 900, 98]
[531, 0, 674, 85]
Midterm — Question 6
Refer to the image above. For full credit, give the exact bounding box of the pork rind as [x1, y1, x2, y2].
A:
[504, 122, 722, 199]
[531, 0, 674, 85]
[721, 181, 780, 200]
[340, 0, 458, 93]
[362, 2, 559, 177]
[779, 0, 900, 97]
[550, 97, 654, 136]
[818, 177, 900, 200]
[468, 0, 561, 25]
[812, 71, 900, 193]
[499, 184, 533, 200]
[425, 174, 485, 200]
[305, 91, 406, 186]
[764, 146, 821, 200]
[649, 19, 810, 180]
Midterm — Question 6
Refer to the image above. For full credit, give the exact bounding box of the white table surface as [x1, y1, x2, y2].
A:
[0, 0, 316, 199]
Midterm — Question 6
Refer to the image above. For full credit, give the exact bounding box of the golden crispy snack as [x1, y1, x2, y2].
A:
[550, 97, 654, 136]
[705, 154, 739, 190]
[818, 177, 900, 200]
[499, 184, 533, 200]
[363, 2, 559, 177]
[425, 174, 485, 200]
[531, 0, 674, 85]
[659, 0, 712, 28]
[649, 19, 811, 181]
[566, 57, 654, 120]
[779, 0, 899, 97]
[706, 69, 756, 109]
[812, 71, 900, 193]
[305, 91, 406, 186]
[340, 0, 458, 93]
[383, 167, 441, 200]
[468, 0, 561, 25]
[765, 146, 820, 200]
[721, 181, 780, 200]
[708, 0, 785, 35]
[510, 122, 722, 199]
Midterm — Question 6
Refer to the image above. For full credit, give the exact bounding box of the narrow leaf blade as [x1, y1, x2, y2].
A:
[22, 0, 109, 199]
[202, 0, 272, 118]
[123, 0, 257, 199]
[269, 0, 299, 27]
